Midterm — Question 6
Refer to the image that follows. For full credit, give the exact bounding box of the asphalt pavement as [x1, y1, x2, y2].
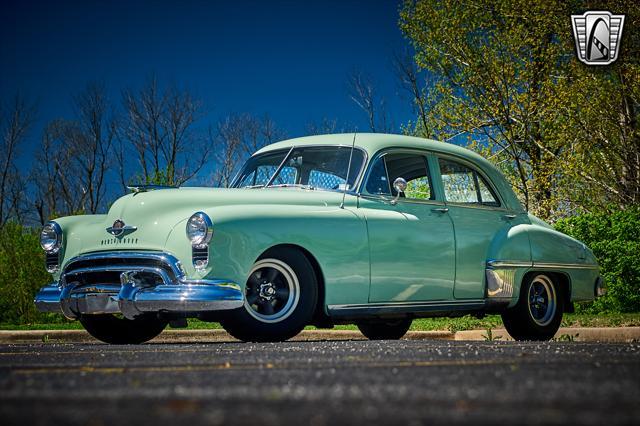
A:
[0, 340, 638, 425]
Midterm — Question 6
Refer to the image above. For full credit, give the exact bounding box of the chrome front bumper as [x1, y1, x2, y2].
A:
[34, 251, 244, 320]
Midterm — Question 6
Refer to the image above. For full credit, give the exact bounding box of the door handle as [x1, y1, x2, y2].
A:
[502, 214, 517, 220]
[432, 208, 449, 214]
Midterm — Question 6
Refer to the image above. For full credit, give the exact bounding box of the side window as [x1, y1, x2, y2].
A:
[439, 159, 500, 207]
[365, 157, 391, 195]
[384, 153, 433, 200]
[477, 177, 498, 206]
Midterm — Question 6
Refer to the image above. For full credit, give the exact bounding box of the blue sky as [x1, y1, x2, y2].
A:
[1, 0, 415, 172]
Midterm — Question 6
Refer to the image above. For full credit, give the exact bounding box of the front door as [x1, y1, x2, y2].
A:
[358, 151, 456, 303]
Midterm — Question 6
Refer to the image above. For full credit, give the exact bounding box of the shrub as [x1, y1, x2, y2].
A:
[0, 223, 52, 324]
[555, 207, 640, 313]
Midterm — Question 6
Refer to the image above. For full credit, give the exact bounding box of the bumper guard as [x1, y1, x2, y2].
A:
[34, 251, 244, 320]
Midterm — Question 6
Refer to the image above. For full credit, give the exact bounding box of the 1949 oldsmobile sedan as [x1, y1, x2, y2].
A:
[35, 133, 603, 344]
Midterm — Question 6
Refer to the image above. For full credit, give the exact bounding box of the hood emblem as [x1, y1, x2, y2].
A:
[106, 219, 137, 237]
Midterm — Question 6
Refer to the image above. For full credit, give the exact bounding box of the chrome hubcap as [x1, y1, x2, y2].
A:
[244, 259, 300, 323]
[527, 275, 557, 327]
[258, 282, 277, 300]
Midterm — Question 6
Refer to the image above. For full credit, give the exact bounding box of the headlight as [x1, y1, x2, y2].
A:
[40, 221, 62, 253]
[186, 212, 213, 247]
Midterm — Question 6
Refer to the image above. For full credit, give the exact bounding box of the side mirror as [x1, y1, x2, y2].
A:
[391, 177, 407, 205]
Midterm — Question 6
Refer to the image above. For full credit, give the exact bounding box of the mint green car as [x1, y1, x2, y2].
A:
[35, 134, 603, 343]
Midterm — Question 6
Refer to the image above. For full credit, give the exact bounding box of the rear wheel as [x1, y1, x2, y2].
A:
[502, 273, 564, 341]
[357, 318, 412, 340]
[221, 247, 318, 342]
[80, 314, 167, 344]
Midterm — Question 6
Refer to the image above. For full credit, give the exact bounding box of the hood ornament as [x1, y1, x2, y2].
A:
[127, 184, 176, 194]
[106, 219, 137, 237]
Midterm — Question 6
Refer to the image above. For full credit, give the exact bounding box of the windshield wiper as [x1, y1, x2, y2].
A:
[263, 146, 295, 188]
[242, 184, 265, 189]
[267, 184, 315, 190]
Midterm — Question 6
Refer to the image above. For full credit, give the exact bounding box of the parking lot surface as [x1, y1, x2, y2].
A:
[1, 340, 638, 425]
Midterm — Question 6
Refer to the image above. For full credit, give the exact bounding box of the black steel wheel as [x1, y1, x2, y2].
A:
[357, 318, 412, 340]
[79, 313, 167, 344]
[502, 273, 564, 341]
[221, 247, 318, 342]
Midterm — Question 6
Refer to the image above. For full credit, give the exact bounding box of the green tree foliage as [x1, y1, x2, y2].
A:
[0, 223, 52, 324]
[399, 0, 639, 219]
[555, 207, 640, 313]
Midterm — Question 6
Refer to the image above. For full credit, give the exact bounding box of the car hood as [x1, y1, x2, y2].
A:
[78, 187, 347, 253]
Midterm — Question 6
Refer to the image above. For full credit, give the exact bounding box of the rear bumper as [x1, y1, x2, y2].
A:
[35, 278, 243, 320]
[595, 276, 606, 297]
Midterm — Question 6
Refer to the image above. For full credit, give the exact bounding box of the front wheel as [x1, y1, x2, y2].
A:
[80, 314, 167, 344]
[502, 273, 564, 341]
[220, 247, 318, 342]
[357, 318, 412, 340]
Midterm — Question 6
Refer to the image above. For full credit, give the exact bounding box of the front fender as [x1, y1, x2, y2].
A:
[49, 214, 108, 280]
[188, 204, 370, 307]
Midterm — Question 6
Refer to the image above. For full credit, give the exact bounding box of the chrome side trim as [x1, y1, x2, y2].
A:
[486, 260, 533, 268]
[328, 299, 485, 319]
[487, 260, 599, 270]
[533, 262, 599, 270]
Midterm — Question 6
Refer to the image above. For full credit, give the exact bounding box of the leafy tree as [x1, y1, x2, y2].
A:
[399, 0, 639, 219]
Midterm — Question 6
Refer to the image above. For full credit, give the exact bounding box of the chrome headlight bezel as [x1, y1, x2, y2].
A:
[40, 221, 63, 253]
[186, 212, 213, 247]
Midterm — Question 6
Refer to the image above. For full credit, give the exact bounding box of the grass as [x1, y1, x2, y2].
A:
[3, 313, 640, 332]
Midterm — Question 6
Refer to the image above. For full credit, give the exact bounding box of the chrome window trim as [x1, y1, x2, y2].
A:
[433, 153, 506, 209]
[357, 147, 438, 202]
[440, 201, 511, 213]
[358, 193, 446, 207]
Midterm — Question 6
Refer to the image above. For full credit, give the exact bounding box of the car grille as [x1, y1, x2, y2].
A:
[45, 252, 60, 272]
[60, 251, 182, 288]
[192, 246, 209, 268]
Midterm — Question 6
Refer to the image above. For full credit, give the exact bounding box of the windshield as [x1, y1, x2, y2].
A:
[232, 145, 366, 191]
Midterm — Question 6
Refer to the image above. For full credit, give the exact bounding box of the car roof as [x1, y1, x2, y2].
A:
[255, 133, 475, 159]
[254, 133, 524, 212]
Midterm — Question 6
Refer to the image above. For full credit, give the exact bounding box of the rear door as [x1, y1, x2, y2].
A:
[435, 156, 523, 299]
